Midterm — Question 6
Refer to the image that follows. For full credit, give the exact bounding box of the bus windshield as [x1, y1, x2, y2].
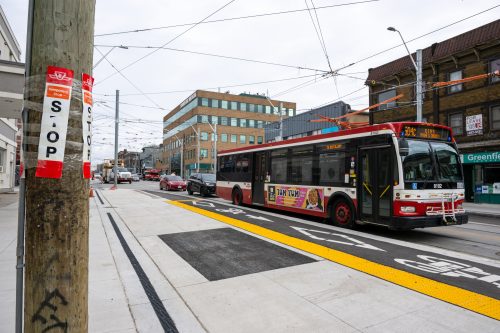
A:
[401, 140, 462, 183]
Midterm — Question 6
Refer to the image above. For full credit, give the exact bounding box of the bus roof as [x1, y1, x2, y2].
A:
[218, 122, 453, 156]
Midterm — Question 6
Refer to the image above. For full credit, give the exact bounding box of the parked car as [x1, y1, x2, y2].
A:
[160, 175, 186, 191]
[131, 173, 140, 182]
[93, 173, 102, 181]
[187, 173, 216, 196]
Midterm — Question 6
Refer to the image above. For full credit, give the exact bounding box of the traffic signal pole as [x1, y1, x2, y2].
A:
[23, 1, 95, 332]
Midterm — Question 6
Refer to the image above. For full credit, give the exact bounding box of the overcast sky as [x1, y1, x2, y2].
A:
[2, 0, 499, 163]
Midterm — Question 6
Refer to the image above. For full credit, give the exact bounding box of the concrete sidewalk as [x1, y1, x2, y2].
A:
[463, 202, 500, 218]
[0, 189, 498, 332]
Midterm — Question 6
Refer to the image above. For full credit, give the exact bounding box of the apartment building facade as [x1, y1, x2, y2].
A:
[162, 90, 296, 176]
[366, 20, 500, 203]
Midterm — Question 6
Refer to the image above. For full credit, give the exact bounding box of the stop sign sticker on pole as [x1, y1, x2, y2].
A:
[81, 73, 94, 179]
[35, 66, 74, 178]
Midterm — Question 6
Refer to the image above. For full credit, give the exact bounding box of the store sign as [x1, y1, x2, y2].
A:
[461, 152, 500, 164]
[267, 185, 324, 212]
[466, 114, 483, 136]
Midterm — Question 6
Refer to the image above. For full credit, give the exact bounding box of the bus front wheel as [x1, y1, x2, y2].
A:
[232, 188, 243, 206]
[331, 198, 355, 229]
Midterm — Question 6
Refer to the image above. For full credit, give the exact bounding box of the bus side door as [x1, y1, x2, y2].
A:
[359, 146, 393, 224]
[252, 152, 267, 205]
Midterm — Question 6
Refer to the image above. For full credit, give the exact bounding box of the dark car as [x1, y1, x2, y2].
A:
[160, 175, 187, 191]
[187, 173, 216, 196]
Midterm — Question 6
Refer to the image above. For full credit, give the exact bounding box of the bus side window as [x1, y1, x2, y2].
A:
[270, 149, 287, 184]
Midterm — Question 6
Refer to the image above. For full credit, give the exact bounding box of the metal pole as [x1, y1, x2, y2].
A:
[279, 102, 283, 141]
[114, 90, 119, 187]
[190, 125, 200, 173]
[416, 49, 423, 122]
[180, 139, 184, 179]
[16, 1, 34, 331]
[208, 122, 217, 173]
[214, 123, 217, 173]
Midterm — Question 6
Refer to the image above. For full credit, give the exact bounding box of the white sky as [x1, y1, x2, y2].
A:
[2, 0, 499, 163]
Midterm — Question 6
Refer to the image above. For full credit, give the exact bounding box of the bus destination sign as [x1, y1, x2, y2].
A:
[401, 125, 450, 141]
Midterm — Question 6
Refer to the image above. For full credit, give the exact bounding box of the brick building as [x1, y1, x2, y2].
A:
[162, 90, 295, 177]
[118, 149, 141, 173]
[366, 20, 500, 203]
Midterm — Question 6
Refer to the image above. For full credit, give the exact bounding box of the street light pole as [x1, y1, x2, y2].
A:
[190, 125, 200, 173]
[93, 45, 128, 69]
[387, 27, 423, 122]
[113, 90, 119, 188]
[207, 122, 217, 173]
[173, 134, 183, 179]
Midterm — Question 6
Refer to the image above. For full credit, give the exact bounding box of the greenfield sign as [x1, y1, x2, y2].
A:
[461, 152, 500, 164]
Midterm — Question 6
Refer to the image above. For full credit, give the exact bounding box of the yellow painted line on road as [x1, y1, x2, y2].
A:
[166, 199, 500, 320]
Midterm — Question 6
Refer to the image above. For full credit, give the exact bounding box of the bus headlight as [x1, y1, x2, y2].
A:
[400, 206, 416, 213]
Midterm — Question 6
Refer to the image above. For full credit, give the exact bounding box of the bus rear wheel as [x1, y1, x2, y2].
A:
[232, 188, 243, 206]
[331, 198, 355, 228]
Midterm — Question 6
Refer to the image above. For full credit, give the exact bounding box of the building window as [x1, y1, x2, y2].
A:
[211, 115, 218, 125]
[231, 118, 238, 126]
[201, 98, 209, 107]
[211, 133, 216, 141]
[249, 104, 255, 112]
[221, 116, 228, 126]
[448, 70, 463, 93]
[491, 105, 500, 130]
[249, 135, 255, 144]
[265, 105, 271, 114]
[231, 134, 237, 143]
[248, 119, 255, 128]
[490, 58, 500, 84]
[0, 147, 5, 172]
[201, 132, 209, 141]
[211, 99, 219, 108]
[240, 119, 247, 127]
[240, 102, 247, 111]
[257, 136, 263, 144]
[200, 149, 208, 158]
[221, 133, 228, 142]
[240, 135, 246, 144]
[257, 120, 263, 128]
[221, 100, 228, 109]
[257, 104, 263, 113]
[201, 115, 209, 123]
[230, 101, 238, 110]
[377, 89, 396, 110]
[288, 108, 294, 117]
[449, 112, 463, 135]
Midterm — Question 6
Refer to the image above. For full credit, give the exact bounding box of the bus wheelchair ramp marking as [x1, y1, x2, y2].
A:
[159, 228, 315, 281]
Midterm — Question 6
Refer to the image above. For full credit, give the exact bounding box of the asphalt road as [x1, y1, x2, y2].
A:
[94, 180, 500, 262]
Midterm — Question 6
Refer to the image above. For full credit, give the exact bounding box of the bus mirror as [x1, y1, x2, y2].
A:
[399, 139, 409, 156]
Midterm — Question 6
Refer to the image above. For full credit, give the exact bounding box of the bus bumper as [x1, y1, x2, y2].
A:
[390, 213, 468, 230]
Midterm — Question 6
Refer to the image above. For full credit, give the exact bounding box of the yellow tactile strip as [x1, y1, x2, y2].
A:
[166, 199, 500, 320]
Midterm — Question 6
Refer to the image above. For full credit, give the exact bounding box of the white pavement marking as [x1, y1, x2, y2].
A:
[155, 191, 500, 268]
[291, 226, 386, 252]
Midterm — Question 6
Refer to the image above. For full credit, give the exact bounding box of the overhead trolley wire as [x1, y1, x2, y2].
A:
[93, 44, 331, 74]
[94, 0, 380, 37]
[94, 0, 238, 86]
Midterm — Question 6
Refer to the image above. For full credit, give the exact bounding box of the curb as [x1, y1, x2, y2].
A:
[466, 211, 500, 219]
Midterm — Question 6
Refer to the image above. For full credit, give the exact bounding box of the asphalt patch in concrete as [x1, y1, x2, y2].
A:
[159, 228, 316, 281]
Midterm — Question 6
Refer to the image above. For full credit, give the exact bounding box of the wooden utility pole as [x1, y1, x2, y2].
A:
[24, 1, 95, 332]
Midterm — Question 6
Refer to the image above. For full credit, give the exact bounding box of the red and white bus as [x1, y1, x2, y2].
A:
[216, 122, 467, 230]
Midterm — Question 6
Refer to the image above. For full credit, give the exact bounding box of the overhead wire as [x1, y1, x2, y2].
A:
[94, 0, 238, 86]
[93, 44, 330, 74]
[94, 0, 380, 37]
